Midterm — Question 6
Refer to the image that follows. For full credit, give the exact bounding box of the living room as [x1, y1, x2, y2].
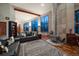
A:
[0, 3, 79, 56]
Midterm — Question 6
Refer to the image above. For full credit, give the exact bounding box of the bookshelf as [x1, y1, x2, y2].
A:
[8, 21, 17, 37]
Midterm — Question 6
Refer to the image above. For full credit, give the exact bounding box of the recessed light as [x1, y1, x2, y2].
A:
[41, 3, 45, 7]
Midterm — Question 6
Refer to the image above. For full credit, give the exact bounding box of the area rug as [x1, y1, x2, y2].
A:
[19, 40, 64, 56]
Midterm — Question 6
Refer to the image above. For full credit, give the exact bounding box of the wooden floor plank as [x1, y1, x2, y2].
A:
[53, 44, 79, 56]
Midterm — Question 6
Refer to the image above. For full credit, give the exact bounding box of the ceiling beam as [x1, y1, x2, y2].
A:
[14, 6, 41, 16]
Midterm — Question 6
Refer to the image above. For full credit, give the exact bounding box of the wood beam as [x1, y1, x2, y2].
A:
[14, 6, 41, 16]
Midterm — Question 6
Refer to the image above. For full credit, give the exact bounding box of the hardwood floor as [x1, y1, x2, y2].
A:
[53, 44, 79, 56]
[45, 38, 79, 56]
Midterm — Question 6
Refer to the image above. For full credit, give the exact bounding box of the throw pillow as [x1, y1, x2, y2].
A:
[4, 46, 8, 53]
[0, 45, 9, 54]
[11, 36, 15, 43]
[7, 36, 15, 45]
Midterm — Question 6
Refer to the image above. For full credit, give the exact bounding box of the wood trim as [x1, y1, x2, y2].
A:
[14, 6, 41, 16]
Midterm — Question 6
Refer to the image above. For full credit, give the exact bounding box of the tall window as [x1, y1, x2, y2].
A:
[31, 19, 38, 31]
[41, 15, 48, 32]
[24, 22, 29, 32]
[75, 10, 79, 34]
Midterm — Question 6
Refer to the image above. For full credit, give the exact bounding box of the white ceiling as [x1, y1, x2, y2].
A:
[11, 3, 52, 25]
[11, 3, 53, 15]
[15, 10, 38, 23]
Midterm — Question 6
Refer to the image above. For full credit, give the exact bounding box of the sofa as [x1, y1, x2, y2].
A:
[15, 36, 38, 43]
[0, 39, 20, 56]
[15, 32, 39, 43]
[20, 36, 38, 43]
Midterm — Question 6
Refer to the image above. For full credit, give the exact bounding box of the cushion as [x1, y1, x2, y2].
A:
[11, 36, 15, 43]
[0, 45, 9, 54]
[4, 46, 8, 53]
[7, 36, 15, 45]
